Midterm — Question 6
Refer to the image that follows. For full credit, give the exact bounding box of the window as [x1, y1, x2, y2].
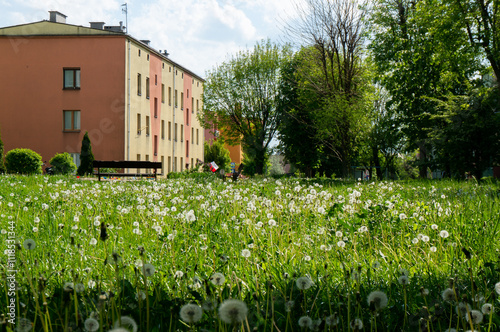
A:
[138, 49, 141, 56]
[162, 84, 165, 103]
[186, 111, 189, 125]
[161, 120, 165, 139]
[187, 89, 189, 98]
[174, 123, 178, 141]
[191, 128, 194, 143]
[186, 140, 189, 157]
[174, 157, 177, 172]
[161, 156, 165, 174]
[196, 129, 199, 145]
[168, 87, 172, 105]
[146, 77, 150, 99]
[146, 116, 150, 136]
[137, 114, 141, 135]
[155, 75, 157, 85]
[63, 110, 80, 131]
[145, 154, 150, 173]
[154, 98, 158, 118]
[191, 158, 194, 169]
[154, 135, 158, 156]
[192, 98, 194, 113]
[181, 92, 184, 109]
[180, 157, 183, 171]
[168, 156, 171, 173]
[137, 74, 142, 95]
[175, 89, 178, 108]
[63, 68, 80, 89]
[168, 121, 171, 140]
[181, 124, 184, 142]
[147, 54, 150, 61]
[69, 153, 81, 168]
[196, 99, 199, 113]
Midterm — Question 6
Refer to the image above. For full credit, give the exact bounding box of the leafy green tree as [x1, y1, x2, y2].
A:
[200, 39, 292, 175]
[203, 139, 231, 173]
[283, 0, 372, 177]
[367, 0, 482, 177]
[50, 152, 77, 175]
[0, 129, 5, 174]
[77, 132, 95, 176]
[428, 86, 500, 179]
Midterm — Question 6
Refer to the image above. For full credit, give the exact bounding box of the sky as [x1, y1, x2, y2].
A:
[0, 0, 302, 78]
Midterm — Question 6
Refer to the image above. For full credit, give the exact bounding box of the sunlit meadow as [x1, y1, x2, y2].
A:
[1, 175, 499, 332]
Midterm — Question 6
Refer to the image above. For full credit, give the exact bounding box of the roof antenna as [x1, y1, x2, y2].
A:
[121, 3, 128, 33]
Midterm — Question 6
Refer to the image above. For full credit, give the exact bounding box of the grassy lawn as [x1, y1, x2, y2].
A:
[1, 175, 499, 331]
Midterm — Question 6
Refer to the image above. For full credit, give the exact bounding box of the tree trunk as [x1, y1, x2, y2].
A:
[418, 142, 428, 179]
[372, 145, 383, 179]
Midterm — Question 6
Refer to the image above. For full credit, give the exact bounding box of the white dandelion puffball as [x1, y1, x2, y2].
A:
[84, 318, 99, 332]
[142, 263, 155, 277]
[16, 318, 32, 332]
[481, 303, 493, 315]
[337, 240, 346, 248]
[113, 316, 138, 332]
[298, 316, 313, 329]
[495, 281, 500, 295]
[23, 239, 36, 250]
[466, 310, 483, 324]
[241, 249, 251, 258]
[296, 276, 313, 290]
[210, 272, 225, 286]
[431, 224, 439, 230]
[174, 270, 184, 278]
[367, 290, 388, 311]
[325, 314, 339, 326]
[398, 275, 409, 285]
[268, 219, 277, 227]
[180, 303, 203, 324]
[440, 230, 449, 238]
[218, 299, 248, 324]
[350, 318, 363, 330]
[185, 210, 196, 222]
[89, 238, 97, 245]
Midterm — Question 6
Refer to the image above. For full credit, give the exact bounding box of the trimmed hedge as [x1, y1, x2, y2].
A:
[49, 152, 77, 175]
[5, 148, 42, 175]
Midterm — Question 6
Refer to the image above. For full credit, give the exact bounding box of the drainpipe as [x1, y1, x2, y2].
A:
[172, 65, 176, 172]
[126, 38, 131, 166]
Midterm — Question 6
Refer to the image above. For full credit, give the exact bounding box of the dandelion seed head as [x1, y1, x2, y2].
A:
[202, 299, 218, 311]
[325, 314, 339, 326]
[180, 303, 203, 324]
[218, 299, 248, 324]
[113, 316, 138, 332]
[296, 276, 313, 290]
[481, 303, 493, 315]
[350, 318, 363, 330]
[23, 239, 36, 250]
[90, 238, 97, 245]
[84, 318, 99, 332]
[456, 302, 471, 317]
[298, 316, 313, 329]
[495, 281, 500, 295]
[241, 249, 251, 258]
[367, 291, 388, 311]
[16, 318, 32, 332]
[431, 224, 439, 230]
[175, 270, 184, 278]
[440, 230, 449, 238]
[142, 263, 155, 277]
[210, 272, 225, 286]
[398, 275, 409, 285]
[337, 240, 346, 248]
[466, 310, 483, 324]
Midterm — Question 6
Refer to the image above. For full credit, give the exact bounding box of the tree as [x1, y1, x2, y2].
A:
[367, 0, 482, 177]
[50, 152, 77, 175]
[200, 39, 292, 175]
[77, 132, 95, 176]
[283, 0, 371, 177]
[0, 129, 5, 174]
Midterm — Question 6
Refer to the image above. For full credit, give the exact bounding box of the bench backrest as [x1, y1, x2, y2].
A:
[93, 160, 162, 169]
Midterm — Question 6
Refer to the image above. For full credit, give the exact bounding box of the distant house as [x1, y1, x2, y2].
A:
[0, 11, 204, 175]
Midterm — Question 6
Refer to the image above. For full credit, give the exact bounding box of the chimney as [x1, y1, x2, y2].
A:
[49, 11, 67, 23]
[140, 40, 151, 46]
[90, 22, 105, 30]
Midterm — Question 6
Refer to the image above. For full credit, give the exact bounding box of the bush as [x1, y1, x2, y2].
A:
[49, 152, 77, 175]
[5, 148, 42, 175]
[204, 140, 231, 173]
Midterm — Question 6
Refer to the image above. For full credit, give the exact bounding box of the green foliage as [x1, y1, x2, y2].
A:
[77, 132, 94, 176]
[0, 130, 5, 174]
[49, 152, 77, 175]
[200, 39, 292, 174]
[5, 148, 42, 174]
[204, 139, 231, 173]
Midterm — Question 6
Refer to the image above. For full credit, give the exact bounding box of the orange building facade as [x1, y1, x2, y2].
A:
[0, 12, 204, 175]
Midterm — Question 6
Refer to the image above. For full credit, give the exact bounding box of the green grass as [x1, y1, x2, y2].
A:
[0, 175, 499, 332]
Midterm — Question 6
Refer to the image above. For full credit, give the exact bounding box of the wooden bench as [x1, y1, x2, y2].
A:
[93, 160, 162, 181]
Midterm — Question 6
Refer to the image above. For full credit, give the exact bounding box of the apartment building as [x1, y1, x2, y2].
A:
[0, 11, 204, 175]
